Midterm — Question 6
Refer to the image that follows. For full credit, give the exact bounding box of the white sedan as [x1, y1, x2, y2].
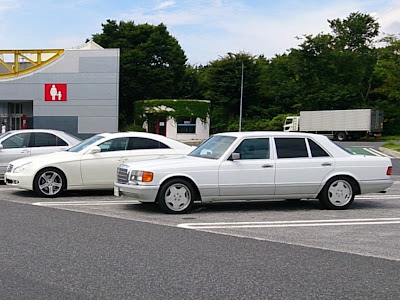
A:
[5, 132, 193, 197]
[114, 131, 393, 213]
[0, 129, 81, 180]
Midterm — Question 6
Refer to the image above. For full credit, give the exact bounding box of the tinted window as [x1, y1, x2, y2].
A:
[2, 133, 30, 149]
[275, 138, 308, 158]
[32, 133, 68, 147]
[129, 137, 169, 150]
[234, 138, 270, 159]
[308, 139, 329, 157]
[99, 137, 129, 152]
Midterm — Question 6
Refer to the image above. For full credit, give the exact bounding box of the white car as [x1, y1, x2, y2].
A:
[0, 129, 81, 180]
[114, 131, 393, 214]
[5, 132, 193, 197]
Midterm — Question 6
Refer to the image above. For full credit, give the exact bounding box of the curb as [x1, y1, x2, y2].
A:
[379, 147, 400, 158]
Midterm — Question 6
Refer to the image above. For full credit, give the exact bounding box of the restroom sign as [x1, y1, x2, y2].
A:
[44, 84, 67, 101]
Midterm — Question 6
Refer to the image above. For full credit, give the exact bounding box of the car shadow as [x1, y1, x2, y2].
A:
[125, 198, 399, 214]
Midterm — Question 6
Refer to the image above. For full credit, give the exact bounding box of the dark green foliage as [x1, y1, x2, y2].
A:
[120, 123, 146, 132]
[92, 20, 187, 128]
[133, 99, 210, 126]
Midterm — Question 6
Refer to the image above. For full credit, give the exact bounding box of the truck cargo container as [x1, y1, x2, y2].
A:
[283, 109, 383, 141]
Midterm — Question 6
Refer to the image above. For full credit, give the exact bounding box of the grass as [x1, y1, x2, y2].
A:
[382, 140, 400, 152]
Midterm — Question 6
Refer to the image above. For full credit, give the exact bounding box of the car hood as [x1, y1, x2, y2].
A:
[121, 155, 218, 172]
[8, 151, 81, 167]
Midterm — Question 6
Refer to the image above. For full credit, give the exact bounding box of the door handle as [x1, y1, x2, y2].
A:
[321, 162, 332, 166]
[20, 150, 30, 154]
[118, 158, 128, 163]
[262, 164, 273, 168]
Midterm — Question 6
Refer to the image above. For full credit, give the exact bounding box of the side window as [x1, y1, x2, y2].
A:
[99, 137, 129, 152]
[129, 137, 170, 150]
[32, 133, 68, 147]
[308, 139, 330, 157]
[177, 117, 196, 133]
[275, 138, 308, 158]
[2, 133, 30, 149]
[234, 138, 270, 159]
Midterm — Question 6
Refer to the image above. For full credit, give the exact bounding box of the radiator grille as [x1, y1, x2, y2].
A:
[116, 165, 129, 184]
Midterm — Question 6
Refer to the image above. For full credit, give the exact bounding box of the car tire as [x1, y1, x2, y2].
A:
[34, 168, 66, 198]
[336, 132, 347, 141]
[157, 178, 195, 214]
[318, 176, 355, 210]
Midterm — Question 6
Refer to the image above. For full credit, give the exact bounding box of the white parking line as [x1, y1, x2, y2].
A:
[32, 200, 140, 206]
[177, 217, 400, 229]
[364, 147, 392, 158]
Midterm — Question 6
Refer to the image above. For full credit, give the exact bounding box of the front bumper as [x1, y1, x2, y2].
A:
[4, 172, 34, 191]
[114, 182, 159, 202]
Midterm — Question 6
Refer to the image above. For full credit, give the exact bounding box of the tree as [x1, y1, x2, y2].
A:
[204, 52, 264, 132]
[91, 20, 187, 127]
[372, 35, 400, 134]
[287, 12, 380, 111]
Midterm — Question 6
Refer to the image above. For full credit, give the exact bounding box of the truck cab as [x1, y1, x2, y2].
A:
[283, 116, 300, 132]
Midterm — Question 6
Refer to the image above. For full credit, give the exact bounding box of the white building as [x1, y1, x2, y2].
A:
[137, 99, 210, 143]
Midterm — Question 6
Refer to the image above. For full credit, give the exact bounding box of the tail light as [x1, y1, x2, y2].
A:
[387, 166, 393, 175]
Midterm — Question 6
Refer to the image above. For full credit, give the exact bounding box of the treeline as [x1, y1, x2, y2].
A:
[91, 12, 400, 135]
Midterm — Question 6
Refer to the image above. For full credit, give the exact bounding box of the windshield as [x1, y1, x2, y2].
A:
[189, 135, 237, 159]
[0, 131, 13, 140]
[68, 135, 104, 152]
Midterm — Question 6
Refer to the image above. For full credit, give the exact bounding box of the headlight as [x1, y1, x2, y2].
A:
[13, 162, 32, 173]
[130, 170, 154, 182]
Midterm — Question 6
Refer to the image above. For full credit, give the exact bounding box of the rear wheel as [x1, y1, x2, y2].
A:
[157, 178, 195, 214]
[34, 168, 66, 198]
[319, 176, 355, 209]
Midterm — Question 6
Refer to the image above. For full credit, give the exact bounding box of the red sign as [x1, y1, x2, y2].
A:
[44, 84, 67, 101]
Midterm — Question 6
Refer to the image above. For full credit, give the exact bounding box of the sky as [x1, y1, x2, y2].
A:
[0, 0, 399, 65]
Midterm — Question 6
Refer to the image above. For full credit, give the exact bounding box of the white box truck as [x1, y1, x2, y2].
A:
[283, 109, 384, 141]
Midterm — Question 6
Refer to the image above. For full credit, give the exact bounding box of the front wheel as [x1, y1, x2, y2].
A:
[336, 132, 347, 141]
[318, 177, 355, 209]
[34, 168, 66, 198]
[157, 179, 195, 214]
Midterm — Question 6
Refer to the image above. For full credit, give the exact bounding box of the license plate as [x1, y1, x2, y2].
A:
[114, 186, 120, 197]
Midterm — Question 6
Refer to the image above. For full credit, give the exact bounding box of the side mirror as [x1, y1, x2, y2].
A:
[229, 152, 241, 161]
[88, 145, 101, 154]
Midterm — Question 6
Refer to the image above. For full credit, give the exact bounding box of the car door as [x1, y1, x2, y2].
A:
[218, 138, 276, 197]
[274, 137, 334, 195]
[0, 132, 31, 176]
[80, 136, 174, 187]
[29, 132, 70, 156]
[80, 137, 131, 187]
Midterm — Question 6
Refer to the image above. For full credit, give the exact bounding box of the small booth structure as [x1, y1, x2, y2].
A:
[134, 99, 210, 143]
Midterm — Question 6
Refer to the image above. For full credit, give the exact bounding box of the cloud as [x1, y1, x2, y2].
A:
[155, 0, 175, 10]
[373, 3, 400, 35]
[119, 0, 372, 64]
[0, 0, 19, 12]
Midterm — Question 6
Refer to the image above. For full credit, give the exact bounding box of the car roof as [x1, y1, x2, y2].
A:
[4, 129, 68, 134]
[214, 131, 324, 138]
[93, 132, 192, 148]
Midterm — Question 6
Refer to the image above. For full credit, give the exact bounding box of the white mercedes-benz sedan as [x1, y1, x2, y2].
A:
[114, 131, 393, 214]
[5, 132, 193, 197]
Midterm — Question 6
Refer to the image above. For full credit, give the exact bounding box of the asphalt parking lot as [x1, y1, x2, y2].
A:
[1, 174, 400, 262]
